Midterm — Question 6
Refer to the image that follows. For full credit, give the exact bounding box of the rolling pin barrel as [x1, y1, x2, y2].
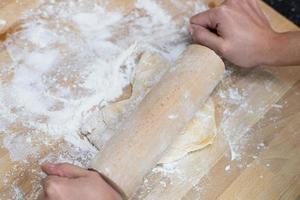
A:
[91, 45, 225, 198]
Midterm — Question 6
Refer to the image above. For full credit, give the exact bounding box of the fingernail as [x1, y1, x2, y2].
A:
[48, 164, 56, 170]
[42, 163, 56, 171]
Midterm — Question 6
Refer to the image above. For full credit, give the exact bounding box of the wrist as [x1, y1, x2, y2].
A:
[258, 31, 283, 66]
[258, 31, 300, 67]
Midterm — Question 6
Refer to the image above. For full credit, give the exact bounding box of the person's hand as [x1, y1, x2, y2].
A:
[189, 0, 277, 67]
[38, 163, 122, 200]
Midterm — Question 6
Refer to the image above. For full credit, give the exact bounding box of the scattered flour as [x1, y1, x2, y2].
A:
[0, 19, 7, 27]
[136, 0, 172, 24]
[168, 114, 179, 120]
[271, 104, 283, 109]
[3, 134, 38, 162]
[0, 0, 207, 165]
[225, 164, 231, 171]
[11, 185, 25, 200]
[1, 2, 279, 198]
[4, 0, 274, 198]
[0, 1, 286, 199]
[217, 85, 248, 160]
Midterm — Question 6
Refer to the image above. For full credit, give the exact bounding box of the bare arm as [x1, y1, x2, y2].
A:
[265, 31, 300, 66]
[189, 0, 300, 67]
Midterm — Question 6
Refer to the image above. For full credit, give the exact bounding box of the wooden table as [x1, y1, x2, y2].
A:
[0, 0, 299, 199]
[130, 2, 300, 199]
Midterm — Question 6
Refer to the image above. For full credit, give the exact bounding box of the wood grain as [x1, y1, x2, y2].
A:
[130, 1, 300, 200]
[92, 45, 225, 198]
[0, 0, 299, 199]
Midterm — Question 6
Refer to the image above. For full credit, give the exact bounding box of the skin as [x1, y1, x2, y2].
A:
[189, 0, 300, 67]
[39, 0, 300, 198]
[38, 163, 122, 200]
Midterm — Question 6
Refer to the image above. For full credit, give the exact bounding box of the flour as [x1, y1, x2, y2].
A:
[11, 185, 25, 200]
[271, 104, 283, 109]
[220, 87, 248, 160]
[2, 1, 136, 154]
[168, 114, 179, 120]
[22, 24, 57, 48]
[0, 19, 7, 27]
[219, 87, 250, 161]
[1, 0, 208, 164]
[153, 163, 183, 177]
[225, 164, 231, 171]
[136, 0, 171, 24]
[0, 0, 212, 197]
[3, 134, 38, 162]
[215, 66, 284, 162]
[1, 1, 267, 197]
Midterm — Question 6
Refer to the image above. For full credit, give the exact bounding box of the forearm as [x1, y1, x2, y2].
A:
[263, 31, 300, 66]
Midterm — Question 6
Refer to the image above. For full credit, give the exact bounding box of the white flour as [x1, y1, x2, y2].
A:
[1, 1, 284, 198]
[1, 0, 207, 163]
[136, 0, 172, 24]
[0, 19, 7, 27]
[3, 134, 39, 162]
[0, 1, 208, 197]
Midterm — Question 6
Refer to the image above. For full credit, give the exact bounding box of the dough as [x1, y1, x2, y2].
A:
[84, 49, 217, 160]
[82, 51, 171, 148]
[159, 98, 217, 164]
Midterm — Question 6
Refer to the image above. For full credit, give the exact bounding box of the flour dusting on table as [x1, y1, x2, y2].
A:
[0, 19, 6, 28]
[1, 0, 205, 157]
[1, 0, 280, 198]
[0, 0, 208, 198]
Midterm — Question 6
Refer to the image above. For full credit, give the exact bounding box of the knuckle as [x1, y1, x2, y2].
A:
[195, 31, 204, 40]
[44, 178, 62, 195]
[56, 163, 71, 172]
[226, 0, 240, 5]
[219, 42, 230, 55]
[190, 14, 198, 24]
[193, 32, 205, 43]
[215, 6, 228, 17]
[57, 164, 67, 171]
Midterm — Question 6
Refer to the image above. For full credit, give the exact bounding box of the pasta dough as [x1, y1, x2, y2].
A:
[83, 51, 171, 148]
[159, 98, 217, 164]
[84, 50, 217, 163]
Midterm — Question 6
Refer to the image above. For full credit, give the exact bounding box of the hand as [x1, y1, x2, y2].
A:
[38, 163, 122, 200]
[189, 0, 277, 67]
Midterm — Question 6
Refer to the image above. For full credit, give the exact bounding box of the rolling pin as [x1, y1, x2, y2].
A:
[91, 45, 225, 198]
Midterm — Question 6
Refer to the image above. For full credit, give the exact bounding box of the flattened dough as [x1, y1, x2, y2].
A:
[84, 49, 217, 160]
[159, 98, 217, 164]
[83, 51, 171, 148]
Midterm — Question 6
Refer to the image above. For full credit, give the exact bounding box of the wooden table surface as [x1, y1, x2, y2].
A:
[130, 2, 300, 199]
[0, 0, 299, 199]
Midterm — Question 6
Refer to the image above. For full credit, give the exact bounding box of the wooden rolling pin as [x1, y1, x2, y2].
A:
[91, 45, 225, 198]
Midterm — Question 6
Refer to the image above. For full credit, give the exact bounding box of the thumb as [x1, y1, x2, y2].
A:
[190, 24, 224, 54]
[41, 163, 90, 178]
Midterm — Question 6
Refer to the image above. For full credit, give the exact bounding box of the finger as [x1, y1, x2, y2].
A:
[37, 192, 48, 200]
[41, 163, 57, 176]
[190, 9, 217, 29]
[41, 176, 63, 189]
[37, 190, 52, 200]
[41, 176, 66, 198]
[41, 163, 89, 178]
[190, 24, 225, 53]
[250, 0, 270, 25]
